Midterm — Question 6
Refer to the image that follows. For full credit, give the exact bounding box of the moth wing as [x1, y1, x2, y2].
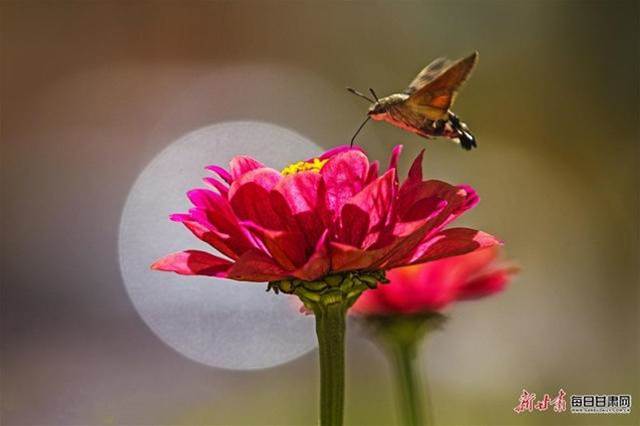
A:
[404, 57, 452, 95]
[406, 52, 478, 114]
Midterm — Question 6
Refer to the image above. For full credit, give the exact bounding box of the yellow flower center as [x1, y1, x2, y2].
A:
[281, 158, 328, 176]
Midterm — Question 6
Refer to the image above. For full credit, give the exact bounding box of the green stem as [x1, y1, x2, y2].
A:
[367, 315, 443, 426]
[314, 302, 346, 426]
[389, 338, 430, 426]
[267, 271, 389, 426]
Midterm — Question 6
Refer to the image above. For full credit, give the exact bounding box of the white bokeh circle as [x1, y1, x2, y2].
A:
[118, 121, 320, 370]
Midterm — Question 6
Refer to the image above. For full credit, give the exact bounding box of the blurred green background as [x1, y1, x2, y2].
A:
[2, 1, 638, 425]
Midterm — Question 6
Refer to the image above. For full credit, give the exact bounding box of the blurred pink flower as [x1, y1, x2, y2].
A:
[152, 145, 500, 282]
[352, 246, 517, 315]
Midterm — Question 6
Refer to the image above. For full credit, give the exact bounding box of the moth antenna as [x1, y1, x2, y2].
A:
[369, 88, 379, 101]
[347, 87, 374, 103]
[350, 116, 371, 148]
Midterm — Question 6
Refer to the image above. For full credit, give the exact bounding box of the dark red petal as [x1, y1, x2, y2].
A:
[365, 160, 380, 184]
[349, 169, 395, 229]
[337, 170, 395, 246]
[457, 267, 516, 300]
[395, 181, 479, 242]
[331, 202, 448, 273]
[354, 264, 453, 315]
[375, 210, 448, 268]
[329, 241, 392, 272]
[395, 179, 457, 222]
[180, 219, 239, 260]
[243, 221, 307, 270]
[229, 169, 285, 230]
[407, 149, 425, 182]
[403, 196, 447, 222]
[432, 185, 479, 232]
[151, 250, 232, 277]
[231, 184, 284, 230]
[447, 245, 501, 276]
[227, 249, 288, 282]
[408, 228, 501, 265]
[456, 184, 480, 212]
[292, 230, 331, 281]
[337, 204, 370, 247]
[329, 228, 427, 272]
[387, 265, 454, 312]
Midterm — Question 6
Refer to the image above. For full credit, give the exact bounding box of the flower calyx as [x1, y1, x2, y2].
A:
[268, 270, 389, 313]
[363, 312, 448, 352]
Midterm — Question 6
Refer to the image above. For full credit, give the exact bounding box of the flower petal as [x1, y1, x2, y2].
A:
[395, 181, 479, 243]
[396, 179, 458, 222]
[274, 171, 326, 216]
[375, 211, 448, 268]
[203, 177, 229, 197]
[242, 221, 307, 270]
[317, 145, 364, 160]
[356, 264, 454, 314]
[185, 189, 257, 253]
[331, 216, 441, 272]
[337, 169, 395, 246]
[205, 165, 233, 184]
[365, 160, 380, 184]
[320, 149, 369, 216]
[352, 246, 516, 316]
[229, 168, 284, 230]
[409, 228, 502, 265]
[292, 230, 331, 281]
[229, 155, 266, 180]
[175, 217, 239, 260]
[458, 266, 517, 300]
[333, 200, 448, 272]
[387, 144, 402, 173]
[329, 241, 391, 272]
[337, 204, 370, 247]
[169, 213, 192, 222]
[407, 149, 425, 183]
[387, 264, 454, 312]
[229, 167, 282, 196]
[434, 185, 479, 232]
[151, 250, 232, 277]
[227, 249, 288, 282]
[272, 171, 330, 246]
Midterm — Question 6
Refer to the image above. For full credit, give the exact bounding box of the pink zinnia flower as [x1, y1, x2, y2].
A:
[152, 145, 499, 282]
[352, 246, 517, 315]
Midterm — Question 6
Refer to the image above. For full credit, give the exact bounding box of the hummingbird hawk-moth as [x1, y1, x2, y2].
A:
[348, 51, 478, 150]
